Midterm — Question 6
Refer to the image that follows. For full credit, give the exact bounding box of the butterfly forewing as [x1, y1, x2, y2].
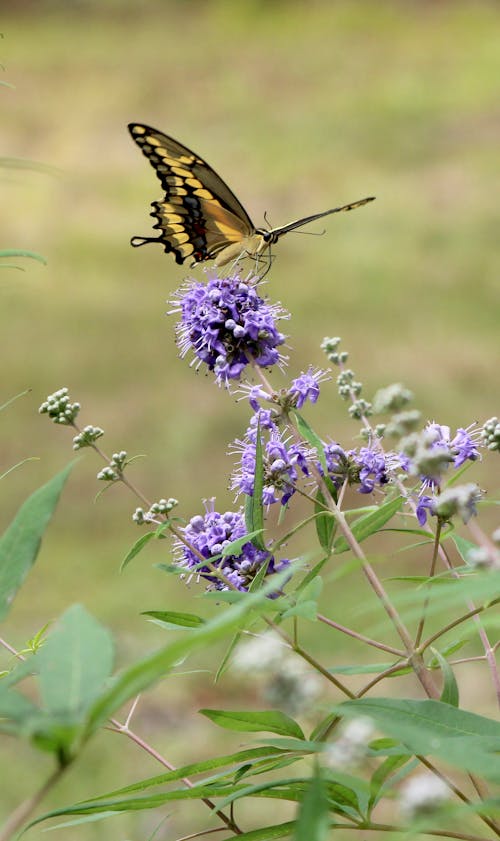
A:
[128, 124, 254, 265]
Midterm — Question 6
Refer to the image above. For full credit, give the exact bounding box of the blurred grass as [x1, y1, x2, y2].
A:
[1, 1, 500, 837]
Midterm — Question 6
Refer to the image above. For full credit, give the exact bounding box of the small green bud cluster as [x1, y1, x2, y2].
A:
[320, 336, 348, 365]
[97, 450, 128, 482]
[321, 338, 371, 418]
[360, 423, 386, 441]
[481, 417, 500, 452]
[39, 387, 80, 425]
[373, 383, 414, 414]
[385, 409, 422, 439]
[349, 398, 373, 420]
[133, 498, 179, 525]
[73, 425, 104, 450]
[337, 370, 362, 400]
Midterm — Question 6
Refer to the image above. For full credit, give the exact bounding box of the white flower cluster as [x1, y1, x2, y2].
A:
[323, 717, 375, 769]
[233, 632, 321, 717]
[399, 772, 450, 820]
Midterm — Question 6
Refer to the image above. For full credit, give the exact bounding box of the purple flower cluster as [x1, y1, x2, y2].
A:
[174, 501, 289, 592]
[289, 367, 328, 409]
[401, 421, 481, 493]
[231, 410, 310, 506]
[319, 441, 399, 495]
[352, 447, 390, 494]
[169, 272, 288, 385]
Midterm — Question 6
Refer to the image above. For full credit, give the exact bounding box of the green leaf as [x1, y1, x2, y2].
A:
[200, 708, 305, 740]
[0, 248, 47, 264]
[282, 576, 322, 621]
[121, 532, 156, 571]
[334, 496, 404, 554]
[0, 464, 73, 621]
[314, 489, 336, 554]
[292, 411, 327, 474]
[141, 610, 205, 630]
[328, 662, 407, 676]
[368, 754, 411, 814]
[294, 765, 329, 841]
[223, 530, 265, 557]
[86, 569, 291, 735]
[431, 648, 459, 707]
[451, 534, 478, 564]
[245, 419, 265, 549]
[209, 822, 295, 841]
[339, 698, 500, 781]
[91, 746, 287, 799]
[38, 605, 114, 718]
[0, 388, 31, 413]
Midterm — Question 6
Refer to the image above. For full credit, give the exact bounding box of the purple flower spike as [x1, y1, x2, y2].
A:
[174, 500, 289, 592]
[169, 271, 288, 386]
[231, 418, 310, 506]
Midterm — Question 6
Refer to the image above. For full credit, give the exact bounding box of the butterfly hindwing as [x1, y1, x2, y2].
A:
[128, 124, 254, 265]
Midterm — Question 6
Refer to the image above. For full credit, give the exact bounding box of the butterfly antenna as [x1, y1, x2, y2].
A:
[290, 228, 326, 237]
[263, 210, 273, 230]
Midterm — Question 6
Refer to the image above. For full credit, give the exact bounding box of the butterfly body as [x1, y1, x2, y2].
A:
[128, 123, 375, 268]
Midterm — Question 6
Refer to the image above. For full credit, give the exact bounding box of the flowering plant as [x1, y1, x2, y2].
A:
[2, 263, 500, 841]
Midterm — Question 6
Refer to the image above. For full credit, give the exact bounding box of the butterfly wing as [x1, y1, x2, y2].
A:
[128, 124, 255, 265]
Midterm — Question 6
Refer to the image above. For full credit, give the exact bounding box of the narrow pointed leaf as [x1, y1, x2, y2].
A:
[294, 766, 329, 841]
[315, 489, 336, 553]
[121, 532, 156, 571]
[432, 647, 459, 707]
[0, 464, 73, 621]
[339, 698, 500, 781]
[200, 708, 305, 739]
[141, 610, 205, 630]
[334, 496, 403, 554]
[245, 419, 265, 549]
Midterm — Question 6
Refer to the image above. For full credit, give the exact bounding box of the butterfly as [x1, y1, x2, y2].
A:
[128, 123, 375, 269]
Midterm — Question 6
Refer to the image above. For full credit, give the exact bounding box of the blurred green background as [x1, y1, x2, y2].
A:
[1, 1, 499, 837]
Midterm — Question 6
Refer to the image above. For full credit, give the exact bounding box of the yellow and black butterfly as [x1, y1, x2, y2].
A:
[128, 123, 375, 269]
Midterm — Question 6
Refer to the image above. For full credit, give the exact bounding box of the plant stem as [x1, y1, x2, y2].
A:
[0, 764, 67, 841]
[108, 717, 242, 835]
[414, 520, 442, 648]
[316, 613, 405, 657]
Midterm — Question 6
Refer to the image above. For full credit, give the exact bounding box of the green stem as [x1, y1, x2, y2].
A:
[414, 520, 442, 648]
[0, 764, 67, 841]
